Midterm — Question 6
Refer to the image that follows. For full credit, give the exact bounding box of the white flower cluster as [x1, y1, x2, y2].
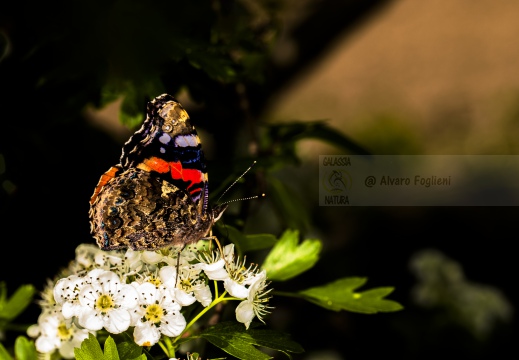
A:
[27, 242, 272, 359]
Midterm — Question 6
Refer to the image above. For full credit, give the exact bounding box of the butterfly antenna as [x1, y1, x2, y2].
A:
[216, 161, 257, 204]
[219, 193, 265, 206]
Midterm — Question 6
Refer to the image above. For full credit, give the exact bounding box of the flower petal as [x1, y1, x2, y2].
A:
[200, 259, 228, 280]
[159, 266, 177, 289]
[78, 285, 97, 308]
[142, 251, 163, 264]
[62, 301, 81, 319]
[160, 312, 186, 337]
[78, 309, 103, 331]
[173, 288, 196, 306]
[194, 284, 213, 307]
[35, 335, 59, 353]
[105, 308, 132, 334]
[224, 279, 249, 299]
[133, 322, 161, 346]
[115, 284, 139, 309]
[235, 300, 255, 329]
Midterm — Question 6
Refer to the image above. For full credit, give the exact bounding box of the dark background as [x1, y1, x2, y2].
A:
[1, 1, 517, 359]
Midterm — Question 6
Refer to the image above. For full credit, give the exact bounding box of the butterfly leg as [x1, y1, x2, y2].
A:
[201, 233, 231, 270]
[174, 244, 186, 287]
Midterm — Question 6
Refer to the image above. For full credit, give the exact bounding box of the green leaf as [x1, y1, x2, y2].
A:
[74, 334, 140, 360]
[13, 336, 37, 360]
[102, 337, 120, 360]
[299, 277, 404, 314]
[266, 177, 311, 233]
[0, 342, 12, 360]
[116, 341, 143, 360]
[128, 355, 146, 360]
[74, 333, 105, 360]
[0, 283, 36, 321]
[101, 79, 165, 129]
[240, 234, 278, 253]
[200, 322, 304, 360]
[187, 50, 237, 83]
[261, 230, 321, 281]
[220, 224, 278, 254]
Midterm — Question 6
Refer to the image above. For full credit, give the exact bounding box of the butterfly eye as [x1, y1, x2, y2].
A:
[162, 124, 173, 132]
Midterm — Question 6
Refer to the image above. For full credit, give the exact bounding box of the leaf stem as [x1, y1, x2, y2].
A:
[176, 282, 236, 341]
[158, 340, 168, 357]
[271, 290, 305, 298]
[163, 336, 175, 358]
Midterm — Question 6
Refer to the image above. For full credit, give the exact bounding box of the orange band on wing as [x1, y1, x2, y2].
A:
[90, 166, 120, 205]
[142, 156, 170, 173]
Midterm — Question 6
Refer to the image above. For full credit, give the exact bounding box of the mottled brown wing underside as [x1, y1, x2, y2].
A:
[89, 167, 213, 251]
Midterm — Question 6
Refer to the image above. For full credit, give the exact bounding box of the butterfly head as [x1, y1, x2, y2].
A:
[211, 204, 228, 224]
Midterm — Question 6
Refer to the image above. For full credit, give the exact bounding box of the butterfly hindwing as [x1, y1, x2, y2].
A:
[89, 168, 214, 250]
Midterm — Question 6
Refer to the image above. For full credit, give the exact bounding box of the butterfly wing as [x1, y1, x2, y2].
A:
[119, 94, 209, 214]
[89, 167, 213, 250]
[89, 94, 224, 251]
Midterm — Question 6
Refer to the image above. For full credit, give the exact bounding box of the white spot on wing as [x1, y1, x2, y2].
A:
[175, 136, 188, 147]
[160, 147, 166, 153]
[159, 133, 171, 144]
[187, 135, 199, 147]
[175, 134, 200, 147]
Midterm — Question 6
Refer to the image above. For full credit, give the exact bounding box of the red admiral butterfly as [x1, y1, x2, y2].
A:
[89, 94, 227, 250]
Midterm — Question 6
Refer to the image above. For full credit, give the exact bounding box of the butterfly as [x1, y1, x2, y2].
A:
[89, 94, 227, 251]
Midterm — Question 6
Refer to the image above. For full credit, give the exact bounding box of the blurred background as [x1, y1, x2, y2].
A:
[1, 0, 517, 359]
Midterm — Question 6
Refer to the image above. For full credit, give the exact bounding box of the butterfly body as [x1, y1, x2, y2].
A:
[89, 94, 226, 250]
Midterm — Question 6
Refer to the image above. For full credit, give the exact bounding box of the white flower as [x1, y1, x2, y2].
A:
[137, 244, 192, 267]
[118, 248, 145, 275]
[31, 241, 274, 352]
[53, 275, 85, 319]
[160, 265, 212, 307]
[73, 244, 123, 273]
[235, 270, 272, 329]
[77, 270, 139, 333]
[141, 250, 165, 265]
[199, 258, 228, 280]
[75, 244, 103, 269]
[235, 299, 255, 329]
[196, 244, 235, 280]
[131, 282, 186, 346]
[29, 311, 93, 359]
[36, 278, 58, 312]
[193, 284, 213, 307]
[223, 251, 262, 299]
[94, 250, 124, 268]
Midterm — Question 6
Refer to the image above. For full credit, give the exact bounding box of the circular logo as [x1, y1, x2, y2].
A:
[322, 169, 352, 193]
